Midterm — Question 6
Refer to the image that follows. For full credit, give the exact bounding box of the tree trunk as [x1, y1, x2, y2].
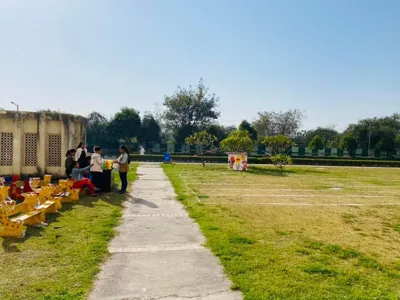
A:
[201, 154, 205, 167]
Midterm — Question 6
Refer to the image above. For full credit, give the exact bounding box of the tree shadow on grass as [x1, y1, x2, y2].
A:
[247, 167, 289, 177]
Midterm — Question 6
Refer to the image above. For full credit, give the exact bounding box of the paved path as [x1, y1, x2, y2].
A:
[89, 164, 242, 300]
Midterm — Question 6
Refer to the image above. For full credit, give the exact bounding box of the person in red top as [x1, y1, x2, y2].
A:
[70, 162, 99, 195]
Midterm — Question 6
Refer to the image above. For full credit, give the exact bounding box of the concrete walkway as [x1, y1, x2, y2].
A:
[89, 164, 242, 300]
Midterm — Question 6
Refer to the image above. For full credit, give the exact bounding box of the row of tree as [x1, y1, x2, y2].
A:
[87, 79, 400, 152]
[87, 109, 161, 146]
[87, 79, 236, 146]
[294, 114, 400, 152]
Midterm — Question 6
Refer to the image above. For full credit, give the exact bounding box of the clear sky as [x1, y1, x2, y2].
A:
[0, 0, 399, 131]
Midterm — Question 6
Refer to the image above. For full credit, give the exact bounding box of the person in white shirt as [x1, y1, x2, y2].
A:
[90, 146, 103, 190]
[75, 142, 89, 168]
[114, 145, 130, 194]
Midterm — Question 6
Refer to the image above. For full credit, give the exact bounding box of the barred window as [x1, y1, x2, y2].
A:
[25, 133, 38, 166]
[0, 133, 13, 166]
[48, 134, 62, 167]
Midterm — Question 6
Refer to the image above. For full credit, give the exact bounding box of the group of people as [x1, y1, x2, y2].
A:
[65, 142, 130, 195]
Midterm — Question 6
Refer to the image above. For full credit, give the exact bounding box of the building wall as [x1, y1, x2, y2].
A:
[0, 111, 87, 176]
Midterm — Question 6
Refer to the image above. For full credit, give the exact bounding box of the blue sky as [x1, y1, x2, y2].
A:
[0, 0, 399, 131]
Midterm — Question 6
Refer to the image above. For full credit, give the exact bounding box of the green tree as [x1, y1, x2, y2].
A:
[339, 134, 358, 153]
[376, 126, 396, 152]
[312, 127, 339, 147]
[395, 135, 400, 148]
[87, 111, 111, 146]
[163, 78, 220, 143]
[141, 113, 161, 143]
[220, 130, 254, 153]
[175, 125, 195, 145]
[108, 107, 141, 143]
[263, 135, 295, 171]
[207, 124, 236, 146]
[293, 127, 338, 148]
[185, 130, 217, 167]
[343, 114, 400, 151]
[308, 135, 324, 152]
[239, 120, 257, 141]
[263, 135, 295, 155]
[329, 134, 342, 148]
[293, 130, 310, 147]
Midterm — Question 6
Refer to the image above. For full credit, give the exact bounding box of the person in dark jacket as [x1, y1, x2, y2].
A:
[75, 142, 89, 168]
[65, 149, 76, 178]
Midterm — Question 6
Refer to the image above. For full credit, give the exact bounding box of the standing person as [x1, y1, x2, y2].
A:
[139, 145, 145, 155]
[75, 142, 89, 168]
[114, 145, 130, 194]
[90, 146, 104, 190]
[65, 149, 76, 178]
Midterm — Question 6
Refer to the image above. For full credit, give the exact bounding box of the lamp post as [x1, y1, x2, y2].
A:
[368, 126, 371, 152]
[10, 101, 19, 112]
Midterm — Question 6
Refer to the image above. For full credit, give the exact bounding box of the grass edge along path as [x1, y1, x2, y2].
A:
[162, 164, 400, 300]
[0, 163, 138, 300]
[163, 165, 245, 295]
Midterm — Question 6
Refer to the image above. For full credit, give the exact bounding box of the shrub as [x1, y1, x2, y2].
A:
[270, 154, 293, 171]
[220, 130, 254, 153]
[263, 135, 295, 155]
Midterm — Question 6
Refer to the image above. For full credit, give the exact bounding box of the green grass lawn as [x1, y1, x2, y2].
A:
[163, 164, 400, 300]
[0, 163, 137, 300]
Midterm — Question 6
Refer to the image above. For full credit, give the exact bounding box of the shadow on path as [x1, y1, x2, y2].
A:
[125, 195, 159, 208]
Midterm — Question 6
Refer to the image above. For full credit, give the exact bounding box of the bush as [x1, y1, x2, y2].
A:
[270, 154, 292, 171]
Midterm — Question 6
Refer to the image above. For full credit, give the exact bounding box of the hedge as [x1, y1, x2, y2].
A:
[130, 154, 400, 167]
[131, 152, 400, 160]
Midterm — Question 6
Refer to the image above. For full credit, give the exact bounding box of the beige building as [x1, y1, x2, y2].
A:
[0, 110, 87, 177]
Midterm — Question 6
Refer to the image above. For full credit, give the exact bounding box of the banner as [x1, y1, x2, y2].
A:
[228, 152, 248, 171]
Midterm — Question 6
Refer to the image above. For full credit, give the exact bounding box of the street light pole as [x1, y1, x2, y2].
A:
[368, 128, 371, 152]
[10, 101, 19, 112]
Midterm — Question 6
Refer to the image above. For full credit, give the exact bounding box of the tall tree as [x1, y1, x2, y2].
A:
[152, 102, 174, 143]
[141, 113, 161, 143]
[263, 135, 295, 155]
[311, 127, 339, 147]
[163, 78, 220, 143]
[207, 124, 236, 146]
[253, 109, 306, 138]
[108, 107, 141, 143]
[87, 112, 110, 146]
[376, 126, 397, 151]
[308, 135, 324, 151]
[343, 114, 400, 151]
[293, 130, 309, 147]
[339, 134, 358, 153]
[239, 120, 258, 141]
